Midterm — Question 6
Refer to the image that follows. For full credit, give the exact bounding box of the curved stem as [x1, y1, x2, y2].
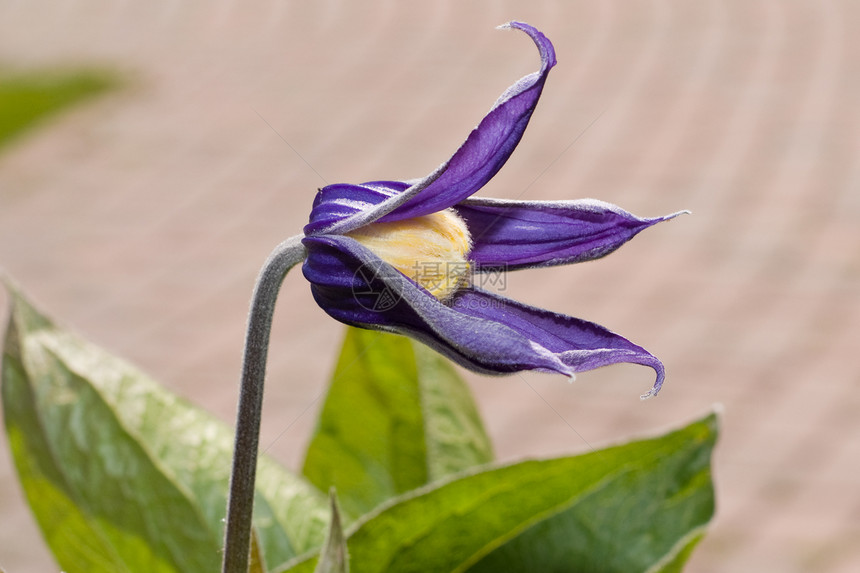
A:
[222, 234, 307, 573]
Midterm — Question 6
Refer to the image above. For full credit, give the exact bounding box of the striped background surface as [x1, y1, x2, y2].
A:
[1, 1, 858, 571]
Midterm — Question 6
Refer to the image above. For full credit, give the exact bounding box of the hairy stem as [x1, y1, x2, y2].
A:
[222, 234, 306, 573]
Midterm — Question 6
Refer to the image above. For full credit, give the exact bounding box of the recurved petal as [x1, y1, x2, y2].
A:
[377, 22, 557, 222]
[457, 197, 687, 271]
[450, 288, 665, 398]
[313, 23, 557, 236]
[301, 234, 573, 376]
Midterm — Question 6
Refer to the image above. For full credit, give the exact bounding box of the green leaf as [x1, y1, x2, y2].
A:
[281, 412, 717, 573]
[0, 69, 115, 149]
[302, 327, 492, 519]
[646, 529, 707, 573]
[313, 490, 349, 573]
[1, 283, 329, 572]
[250, 529, 269, 573]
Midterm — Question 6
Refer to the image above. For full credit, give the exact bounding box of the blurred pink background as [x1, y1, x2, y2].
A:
[1, 1, 859, 571]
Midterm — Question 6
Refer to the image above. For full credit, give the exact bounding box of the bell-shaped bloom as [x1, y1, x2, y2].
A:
[302, 22, 684, 398]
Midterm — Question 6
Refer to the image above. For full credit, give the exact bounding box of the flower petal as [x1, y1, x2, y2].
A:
[302, 234, 574, 376]
[310, 22, 557, 235]
[379, 22, 557, 222]
[450, 288, 665, 398]
[304, 183, 395, 236]
[456, 197, 688, 271]
[307, 169, 448, 236]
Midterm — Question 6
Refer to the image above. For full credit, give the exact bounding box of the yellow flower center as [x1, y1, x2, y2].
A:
[346, 209, 472, 301]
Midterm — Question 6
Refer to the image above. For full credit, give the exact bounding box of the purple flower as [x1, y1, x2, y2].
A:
[302, 22, 683, 398]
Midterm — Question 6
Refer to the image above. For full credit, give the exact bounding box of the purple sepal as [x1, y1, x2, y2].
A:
[379, 22, 556, 222]
[302, 235, 573, 376]
[451, 288, 665, 398]
[303, 234, 665, 397]
[458, 197, 688, 271]
[304, 183, 395, 236]
[305, 22, 556, 236]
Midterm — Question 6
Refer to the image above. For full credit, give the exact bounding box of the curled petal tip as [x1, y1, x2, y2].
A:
[497, 20, 532, 32]
[496, 20, 528, 30]
[497, 21, 557, 69]
[653, 209, 691, 224]
[640, 375, 664, 400]
[640, 388, 658, 400]
[638, 357, 665, 400]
